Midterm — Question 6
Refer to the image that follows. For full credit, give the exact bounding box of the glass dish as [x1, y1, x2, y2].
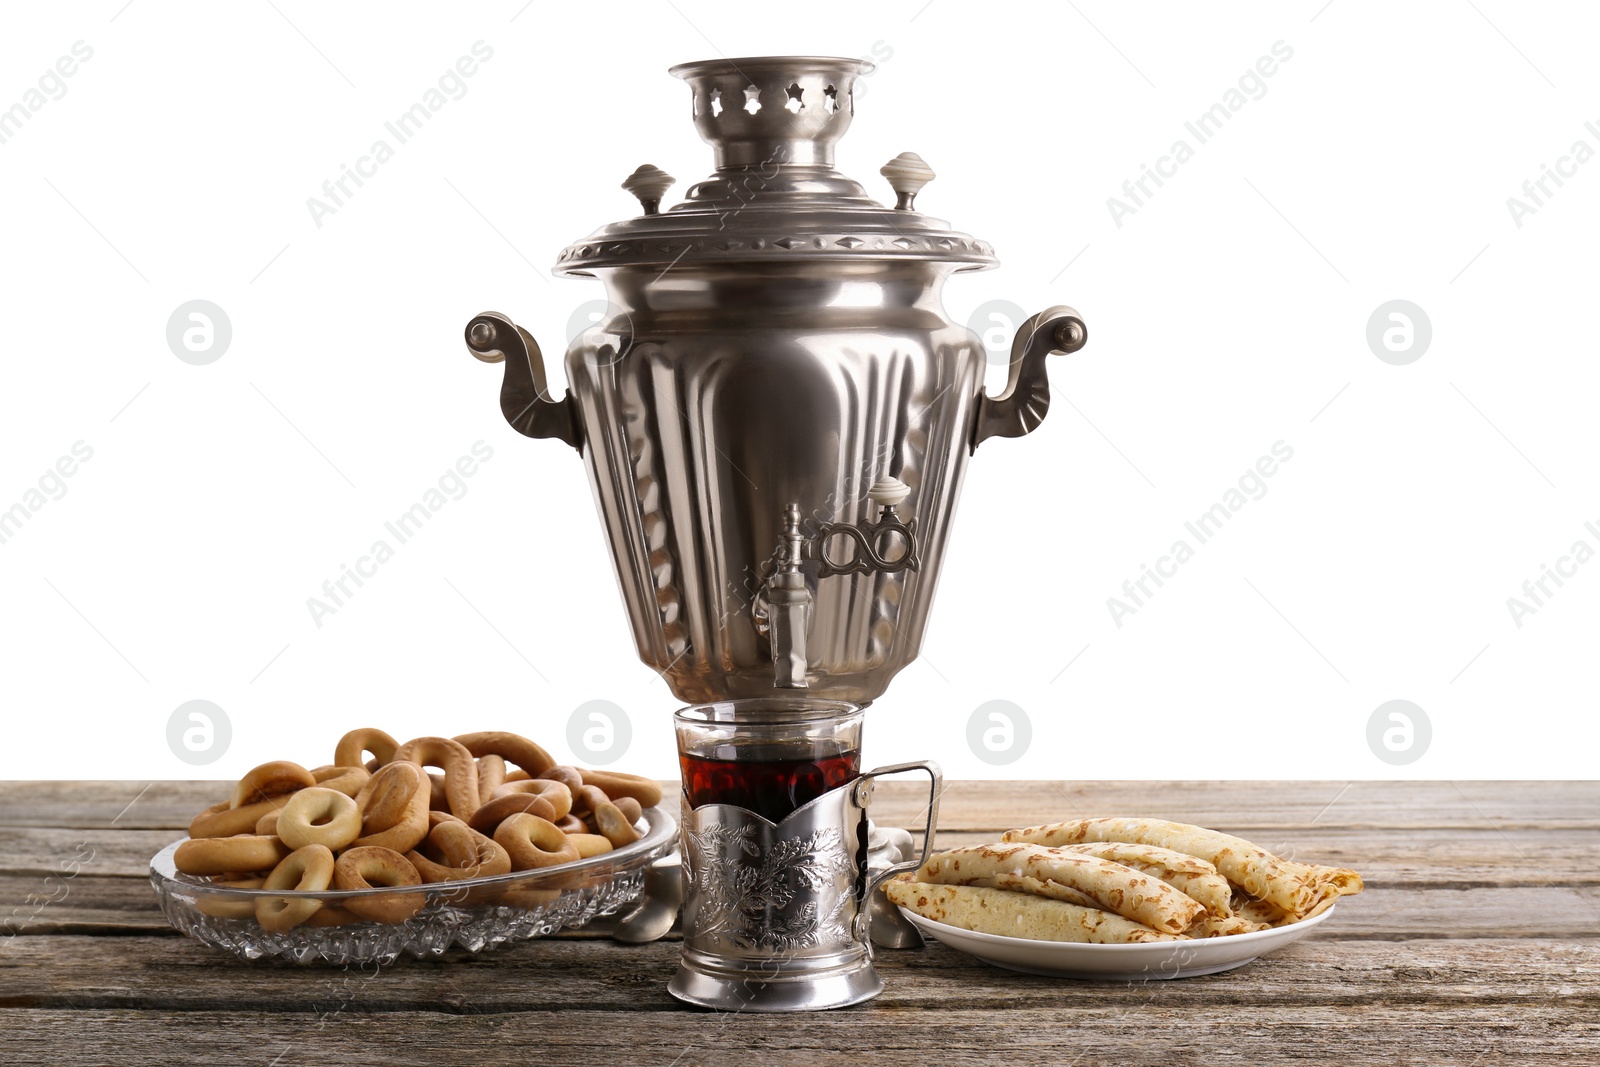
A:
[149, 804, 677, 965]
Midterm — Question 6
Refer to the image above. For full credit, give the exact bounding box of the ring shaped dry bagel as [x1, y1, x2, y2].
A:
[304, 904, 362, 927]
[229, 760, 316, 809]
[571, 784, 611, 815]
[453, 731, 556, 779]
[309, 764, 371, 798]
[492, 779, 574, 820]
[475, 755, 506, 805]
[393, 736, 481, 820]
[613, 797, 643, 825]
[426, 772, 450, 812]
[277, 786, 363, 851]
[494, 813, 582, 870]
[256, 844, 336, 932]
[555, 814, 586, 834]
[353, 762, 429, 853]
[566, 833, 615, 859]
[197, 876, 265, 919]
[426, 821, 505, 871]
[333, 728, 398, 770]
[354, 788, 429, 853]
[355, 762, 424, 828]
[175, 834, 288, 877]
[190, 796, 290, 839]
[578, 769, 663, 809]
[332, 846, 426, 923]
[591, 799, 641, 848]
[535, 765, 585, 794]
[467, 792, 560, 835]
[406, 822, 512, 883]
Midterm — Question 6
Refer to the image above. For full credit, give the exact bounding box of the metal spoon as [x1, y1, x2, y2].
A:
[612, 856, 683, 944]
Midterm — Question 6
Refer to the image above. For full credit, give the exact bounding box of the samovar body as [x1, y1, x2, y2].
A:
[567, 261, 982, 703]
[466, 56, 1087, 704]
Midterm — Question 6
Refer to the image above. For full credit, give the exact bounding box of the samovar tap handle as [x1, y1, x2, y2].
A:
[464, 311, 582, 453]
[970, 305, 1088, 452]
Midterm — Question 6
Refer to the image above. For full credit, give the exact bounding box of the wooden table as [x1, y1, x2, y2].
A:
[1, 780, 1595, 1065]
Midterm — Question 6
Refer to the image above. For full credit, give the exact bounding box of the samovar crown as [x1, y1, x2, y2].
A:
[552, 54, 998, 278]
[667, 55, 874, 169]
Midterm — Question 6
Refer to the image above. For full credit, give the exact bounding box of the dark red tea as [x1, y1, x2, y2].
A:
[680, 742, 860, 823]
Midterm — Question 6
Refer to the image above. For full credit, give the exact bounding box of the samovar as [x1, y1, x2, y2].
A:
[464, 55, 1088, 1010]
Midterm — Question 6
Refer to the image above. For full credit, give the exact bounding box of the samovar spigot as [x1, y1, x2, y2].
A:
[768, 478, 921, 689]
[769, 504, 812, 690]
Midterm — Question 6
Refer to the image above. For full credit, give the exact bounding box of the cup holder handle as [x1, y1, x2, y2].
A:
[852, 760, 942, 945]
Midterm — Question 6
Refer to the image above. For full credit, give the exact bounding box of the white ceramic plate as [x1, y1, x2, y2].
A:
[899, 904, 1336, 981]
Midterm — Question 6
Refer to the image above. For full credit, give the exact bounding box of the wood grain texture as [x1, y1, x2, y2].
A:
[2, 936, 1597, 1012]
[1, 780, 1595, 1065]
[1, 1006, 1595, 1067]
[4, 780, 1597, 830]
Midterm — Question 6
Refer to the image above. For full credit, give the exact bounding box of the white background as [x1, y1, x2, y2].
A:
[1, 1, 1595, 781]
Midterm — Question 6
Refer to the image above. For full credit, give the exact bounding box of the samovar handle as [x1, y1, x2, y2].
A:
[463, 311, 583, 453]
[970, 305, 1089, 452]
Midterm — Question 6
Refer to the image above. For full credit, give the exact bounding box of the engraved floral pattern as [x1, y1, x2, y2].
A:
[684, 821, 858, 952]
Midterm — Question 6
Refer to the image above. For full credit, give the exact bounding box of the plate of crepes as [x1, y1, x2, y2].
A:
[150, 727, 676, 964]
[888, 817, 1363, 980]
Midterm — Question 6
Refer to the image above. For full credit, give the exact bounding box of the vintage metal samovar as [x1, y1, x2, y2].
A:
[464, 55, 1088, 1010]
[465, 55, 1086, 703]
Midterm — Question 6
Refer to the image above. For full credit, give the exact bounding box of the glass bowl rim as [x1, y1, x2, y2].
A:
[150, 803, 677, 900]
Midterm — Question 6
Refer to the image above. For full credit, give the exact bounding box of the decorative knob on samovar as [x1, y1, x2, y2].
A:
[621, 164, 675, 216]
[879, 152, 934, 211]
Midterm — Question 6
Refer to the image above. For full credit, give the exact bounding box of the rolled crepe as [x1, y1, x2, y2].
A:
[886, 878, 1182, 944]
[1186, 914, 1270, 938]
[1235, 885, 1342, 927]
[959, 872, 1100, 909]
[1056, 841, 1234, 917]
[915, 843, 1205, 934]
[1004, 818, 1316, 916]
[1295, 860, 1364, 896]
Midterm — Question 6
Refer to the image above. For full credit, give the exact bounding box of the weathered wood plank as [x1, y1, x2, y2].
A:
[1, 935, 1596, 1014]
[872, 779, 1600, 833]
[4, 780, 1598, 831]
[0, 1005, 1593, 1066]
[2, 876, 1596, 943]
[2, 824, 1596, 886]
[0, 828, 176, 878]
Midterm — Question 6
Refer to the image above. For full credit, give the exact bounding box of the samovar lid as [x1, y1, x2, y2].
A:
[554, 56, 998, 277]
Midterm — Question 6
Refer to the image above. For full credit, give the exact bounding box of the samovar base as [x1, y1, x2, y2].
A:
[668, 957, 884, 1012]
